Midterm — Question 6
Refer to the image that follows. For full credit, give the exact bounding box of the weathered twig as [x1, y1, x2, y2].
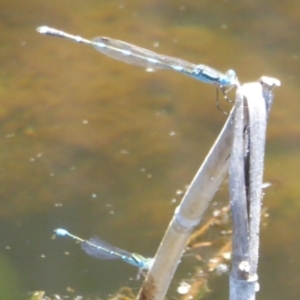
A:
[229, 77, 280, 300]
[136, 95, 241, 300]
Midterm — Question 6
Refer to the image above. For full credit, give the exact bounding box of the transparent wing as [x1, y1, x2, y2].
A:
[92, 37, 198, 72]
[81, 236, 132, 260]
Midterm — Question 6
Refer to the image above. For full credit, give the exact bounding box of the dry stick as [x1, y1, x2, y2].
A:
[136, 77, 279, 300]
[229, 84, 251, 297]
[136, 91, 242, 300]
[229, 77, 280, 300]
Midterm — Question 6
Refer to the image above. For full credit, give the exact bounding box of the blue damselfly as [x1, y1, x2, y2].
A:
[37, 26, 239, 108]
[54, 228, 153, 272]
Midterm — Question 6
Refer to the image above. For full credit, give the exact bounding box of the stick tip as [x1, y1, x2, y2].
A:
[259, 76, 281, 88]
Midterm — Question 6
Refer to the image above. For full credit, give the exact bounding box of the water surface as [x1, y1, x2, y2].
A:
[0, 0, 299, 299]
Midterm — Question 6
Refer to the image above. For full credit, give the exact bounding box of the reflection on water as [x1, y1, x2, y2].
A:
[0, 0, 300, 299]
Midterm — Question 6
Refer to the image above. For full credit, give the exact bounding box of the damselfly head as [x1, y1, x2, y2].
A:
[131, 254, 154, 270]
[225, 69, 239, 86]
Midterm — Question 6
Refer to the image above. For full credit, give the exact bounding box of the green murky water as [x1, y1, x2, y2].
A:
[0, 0, 299, 299]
